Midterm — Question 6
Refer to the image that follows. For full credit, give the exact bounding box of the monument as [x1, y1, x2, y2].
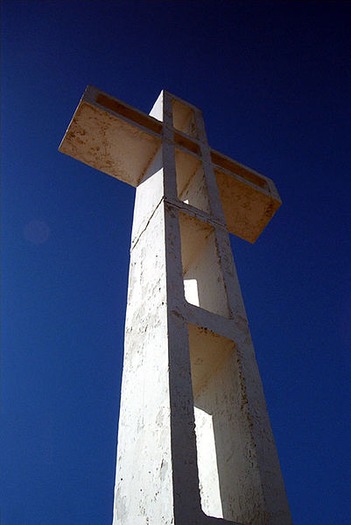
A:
[59, 86, 292, 525]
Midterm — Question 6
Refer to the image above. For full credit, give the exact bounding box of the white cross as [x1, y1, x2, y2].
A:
[60, 86, 291, 525]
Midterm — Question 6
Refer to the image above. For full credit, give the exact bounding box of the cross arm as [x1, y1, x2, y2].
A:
[59, 86, 163, 187]
[210, 150, 281, 242]
[59, 86, 281, 242]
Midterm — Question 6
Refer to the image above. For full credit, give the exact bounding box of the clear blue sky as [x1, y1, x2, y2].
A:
[2, 1, 350, 524]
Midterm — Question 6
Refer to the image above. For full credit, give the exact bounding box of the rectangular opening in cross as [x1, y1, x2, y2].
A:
[172, 99, 198, 138]
[179, 213, 229, 318]
[188, 324, 241, 522]
[175, 149, 210, 214]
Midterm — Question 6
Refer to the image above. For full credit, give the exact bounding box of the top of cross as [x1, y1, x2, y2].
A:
[59, 86, 281, 243]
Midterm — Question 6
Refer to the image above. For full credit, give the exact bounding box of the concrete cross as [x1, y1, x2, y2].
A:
[59, 86, 291, 525]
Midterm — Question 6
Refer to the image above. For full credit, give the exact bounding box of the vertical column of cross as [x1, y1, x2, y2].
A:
[158, 92, 206, 524]
[171, 100, 246, 524]
[159, 93, 289, 525]
[158, 93, 238, 525]
[168, 96, 291, 524]
[113, 94, 176, 525]
[188, 106, 266, 523]
[148, 92, 291, 524]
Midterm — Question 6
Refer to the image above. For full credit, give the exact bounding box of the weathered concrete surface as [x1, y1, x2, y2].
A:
[113, 168, 173, 525]
[59, 87, 292, 525]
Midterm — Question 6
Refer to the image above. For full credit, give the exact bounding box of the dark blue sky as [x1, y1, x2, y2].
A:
[2, 1, 351, 524]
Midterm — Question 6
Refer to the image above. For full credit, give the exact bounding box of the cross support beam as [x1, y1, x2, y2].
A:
[59, 86, 281, 243]
[59, 87, 291, 525]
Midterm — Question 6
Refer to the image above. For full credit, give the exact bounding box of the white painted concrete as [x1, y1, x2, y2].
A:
[60, 87, 292, 525]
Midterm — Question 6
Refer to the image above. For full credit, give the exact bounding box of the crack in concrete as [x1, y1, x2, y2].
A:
[131, 196, 164, 251]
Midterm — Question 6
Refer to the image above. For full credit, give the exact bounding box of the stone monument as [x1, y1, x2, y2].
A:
[59, 86, 292, 525]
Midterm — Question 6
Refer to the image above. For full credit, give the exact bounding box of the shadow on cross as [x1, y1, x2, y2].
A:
[189, 324, 251, 523]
